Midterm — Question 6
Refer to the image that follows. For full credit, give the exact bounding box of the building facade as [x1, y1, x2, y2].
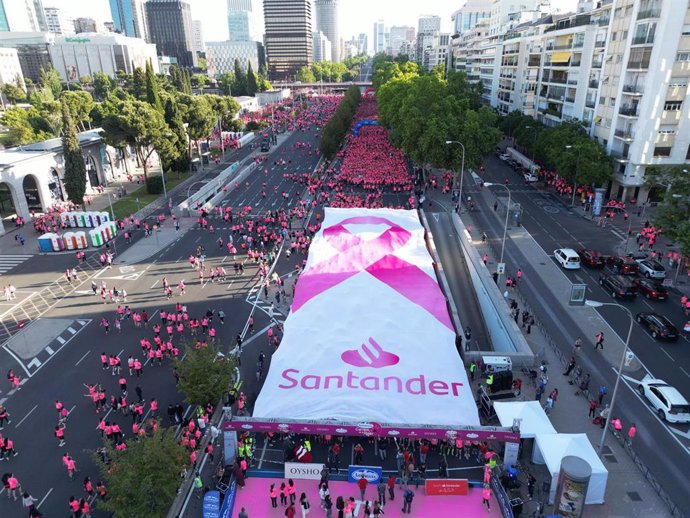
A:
[206, 40, 264, 78]
[373, 20, 386, 54]
[0, 31, 54, 83]
[0, 0, 45, 32]
[263, 0, 312, 80]
[0, 47, 24, 89]
[192, 19, 204, 54]
[74, 18, 100, 34]
[314, 0, 339, 62]
[312, 30, 332, 63]
[108, 0, 149, 41]
[451, 0, 491, 35]
[388, 26, 414, 56]
[44, 7, 75, 35]
[357, 33, 368, 55]
[49, 32, 158, 82]
[146, 0, 196, 68]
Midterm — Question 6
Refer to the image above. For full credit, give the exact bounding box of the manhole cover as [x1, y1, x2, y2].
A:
[627, 492, 642, 502]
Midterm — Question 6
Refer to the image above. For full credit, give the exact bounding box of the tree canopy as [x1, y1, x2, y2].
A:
[645, 166, 690, 255]
[61, 100, 87, 204]
[174, 342, 238, 406]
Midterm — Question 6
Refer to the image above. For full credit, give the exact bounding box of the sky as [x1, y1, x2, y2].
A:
[47, 0, 456, 47]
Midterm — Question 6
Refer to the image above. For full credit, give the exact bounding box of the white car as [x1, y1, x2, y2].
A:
[499, 153, 510, 161]
[637, 375, 690, 423]
[636, 259, 666, 279]
[523, 172, 539, 182]
[554, 248, 581, 270]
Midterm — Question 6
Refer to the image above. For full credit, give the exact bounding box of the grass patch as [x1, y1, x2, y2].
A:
[110, 172, 187, 220]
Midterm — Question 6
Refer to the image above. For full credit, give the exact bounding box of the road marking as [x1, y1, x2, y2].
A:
[669, 427, 690, 440]
[14, 403, 38, 428]
[658, 347, 674, 361]
[37, 488, 53, 509]
[75, 350, 91, 366]
[150, 280, 160, 289]
[27, 358, 41, 369]
[56, 336, 66, 344]
[67, 326, 76, 334]
[176, 256, 183, 263]
[45, 346, 54, 355]
[680, 366, 690, 379]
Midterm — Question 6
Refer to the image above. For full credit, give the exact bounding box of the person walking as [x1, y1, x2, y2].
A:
[323, 495, 333, 518]
[238, 507, 249, 518]
[377, 479, 386, 504]
[482, 484, 492, 511]
[299, 492, 310, 518]
[401, 487, 414, 513]
[594, 331, 604, 350]
[387, 474, 396, 501]
[6, 473, 21, 500]
[588, 399, 598, 418]
[598, 385, 608, 405]
[287, 478, 296, 505]
[526, 473, 536, 500]
[563, 357, 576, 376]
[357, 474, 368, 501]
[627, 423, 637, 445]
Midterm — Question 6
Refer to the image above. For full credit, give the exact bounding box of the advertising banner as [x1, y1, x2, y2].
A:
[348, 465, 383, 484]
[284, 462, 323, 480]
[425, 479, 469, 496]
[253, 208, 479, 427]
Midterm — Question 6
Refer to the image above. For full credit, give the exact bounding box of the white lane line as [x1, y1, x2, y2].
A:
[176, 256, 183, 263]
[27, 358, 41, 369]
[15, 403, 38, 428]
[117, 348, 124, 358]
[680, 366, 690, 379]
[56, 336, 66, 345]
[75, 350, 91, 366]
[37, 488, 53, 508]
[150, 280, 160, 289]
[658, 348, 674, 361]
[67, 327, 76, 334]
[45, 346, 54, 355]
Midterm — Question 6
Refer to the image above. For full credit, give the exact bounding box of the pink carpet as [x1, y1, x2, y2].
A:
[232, 478, 503, 517]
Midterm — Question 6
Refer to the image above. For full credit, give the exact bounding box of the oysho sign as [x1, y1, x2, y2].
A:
[284, 462, 323, 480]
[348, 465, 383, 484]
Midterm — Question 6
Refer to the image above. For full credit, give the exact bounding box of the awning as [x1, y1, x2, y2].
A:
[551, 51, 572, 64]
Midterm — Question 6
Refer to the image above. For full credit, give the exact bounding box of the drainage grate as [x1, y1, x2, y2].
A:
[627, 492, 642, 502]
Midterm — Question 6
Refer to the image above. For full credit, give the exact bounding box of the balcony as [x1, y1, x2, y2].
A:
[585, 100, 596, 108]
[528, 59, 541, 67]
[595, 40, 606, 47]
[637, 7, 661, 20]
[546, 76, 567, 84]
[595, 16, 611, 26]
[631, 36, 654, 45]
[614, 129, 635, 140]
[628, 59, 650, 70]
[543, 107, 562, 119]
[589, 79, 599, 88]
[547, 93, 565, 101]
[619, 105, 639, 117]
[610, 149, 630, 162]
[622, 84, 644, 95]
[554, 43, 573, 50]
[565, 97, 576, 103]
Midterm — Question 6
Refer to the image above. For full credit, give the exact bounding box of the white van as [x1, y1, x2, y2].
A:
[554, 248, 581, 270]
[524, 172, 539, 183]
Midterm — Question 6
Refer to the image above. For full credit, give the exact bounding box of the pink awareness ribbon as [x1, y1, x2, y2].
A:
[292, 216, 453, 330]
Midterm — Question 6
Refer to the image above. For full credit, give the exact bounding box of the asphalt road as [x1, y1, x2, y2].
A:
[466, 154, 690, 512]
[0, 120, 326, 517]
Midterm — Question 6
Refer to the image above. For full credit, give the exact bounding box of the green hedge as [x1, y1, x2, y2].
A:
[319, 85, 361, 160]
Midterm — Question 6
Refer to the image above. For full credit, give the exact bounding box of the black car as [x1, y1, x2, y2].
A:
[599, 273, 637, 299]
[635, 312, 680, 341]
[605, 255, 640, 275]
[632, 278, 669, 301]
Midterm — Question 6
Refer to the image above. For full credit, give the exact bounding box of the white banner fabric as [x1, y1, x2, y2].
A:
[253, 208, 479, 426]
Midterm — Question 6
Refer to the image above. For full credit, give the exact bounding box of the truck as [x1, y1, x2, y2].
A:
[506, 147, 540, 175]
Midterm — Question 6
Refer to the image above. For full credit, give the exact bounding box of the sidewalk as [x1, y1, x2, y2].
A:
[425, 187, 674, 517]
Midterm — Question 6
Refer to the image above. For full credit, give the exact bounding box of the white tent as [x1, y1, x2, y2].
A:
[533, 433, 608, 504]
[494, 401, 557, 438]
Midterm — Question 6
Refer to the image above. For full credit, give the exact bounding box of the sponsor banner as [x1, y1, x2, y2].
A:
[284, 462, 323, 480]
[253, 208, 479, 427]
[490, 474, 514, 518]
[202, 490, 221, 518]
[222, 418, 520, 442]
[348, 465, 383, 484]
[425, 479, 469, 496]
[219, 479, 237, 518]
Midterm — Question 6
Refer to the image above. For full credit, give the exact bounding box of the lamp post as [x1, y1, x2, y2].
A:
[565, 144, 581, 207]
[584, 300, 634, 455]
[485, 182, 511, 280]
[445, 140, 465, 210]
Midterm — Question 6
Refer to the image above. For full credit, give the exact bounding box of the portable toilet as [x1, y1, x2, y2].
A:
[74, 231, 88, 249]
[49, 233, 65, 252]
[63, 232, 77, 250]
[89, 227, 103, 247]
[37, 233, 54, 253]
[75, 211, 87, 227]
[60, 213, 71, 227]
[101, 221, 117, 242]
[100, 211, 110, 223]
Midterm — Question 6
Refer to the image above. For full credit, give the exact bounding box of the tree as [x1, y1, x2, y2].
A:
[61, 100, 87, 204]
[180, 96, 216, 160]
[39, 66, 63, 99]
[60, 90, 94, 131]
[191, 73, 208, 89]
[94, 426, 187, 518]
[131, 67, 146, 99]
[101, 99, 174, 188]
[646, 166, 690, 254]
[297, 66, 315, 83]
[174, 342, 238, 406]
[218, 71, 235, 96]
[2, 77, 26, 105]
[163, 97, 189, 172]
[79, 74, 92, 87]
[233, 58, 247, 96]
[246, 61, 258, 96]
[145, 60, 162, 112]
[92, 72, 114, 100]
[0, 107, 37, 145]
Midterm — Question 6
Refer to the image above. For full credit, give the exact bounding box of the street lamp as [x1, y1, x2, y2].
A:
[584, 299, 634, 455]
[565, 145, 581, 207]
[445, 140, 466, 210]
[485, 182, 511, 280]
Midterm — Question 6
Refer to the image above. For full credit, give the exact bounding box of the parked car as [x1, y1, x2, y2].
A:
[577, 249, 606, 269]
[635, 312, 679, 341]
[599, 273, 637, 299]
[632, 278, 669, 300]
[637, 375, 690, 423]
[499, 153, 510, 161]
[636, 259, 666, 279]
[523, 172, 539, 182]
[554, 248, 581, 270]
[605, 255, 640, 275]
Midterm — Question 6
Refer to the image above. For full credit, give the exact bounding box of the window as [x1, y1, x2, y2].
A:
[658, 130, 677, 134]
[677, 52, 690, 62]
[616, 54, 623, 63]
[686, 144, 690, 159]
[664, 101, 682, 111]
[609, 97, 616, 106]
[653, 146, 672, 156]
[599, 96, 606, 104]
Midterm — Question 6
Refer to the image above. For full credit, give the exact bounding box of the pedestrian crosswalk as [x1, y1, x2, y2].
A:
[0, 254, 33, 276]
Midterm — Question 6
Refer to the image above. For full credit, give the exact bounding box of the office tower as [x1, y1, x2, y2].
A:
[388, 26, 413, 56]
[451, 0, 491, 35]
[314, 0, 339, 62]
[0, 0, 45, 32]
[227, 0, 260, 42]
[373, 20, 385, 54]
[192, 20, 204, 54]
[74, 18, 100, 33]
[418, 15, 441, 35]
[312, 30, 331, 63]
[357, 33, 367, 54]
[44, 6, 75, 35]
[109, 0, 149, 40]
[263, 0, 313, 80]
[146, 0, 196, 68]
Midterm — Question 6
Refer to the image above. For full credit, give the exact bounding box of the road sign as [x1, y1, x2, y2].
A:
[497, 262, 505, 274]
[569, 284, 587, 305]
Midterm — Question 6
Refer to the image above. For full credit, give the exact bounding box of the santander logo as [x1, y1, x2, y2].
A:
[341, 337, 399, 368]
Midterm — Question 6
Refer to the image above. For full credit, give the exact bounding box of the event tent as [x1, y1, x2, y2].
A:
[533, 433, 608, 504]
[494, 401, 557, 438]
